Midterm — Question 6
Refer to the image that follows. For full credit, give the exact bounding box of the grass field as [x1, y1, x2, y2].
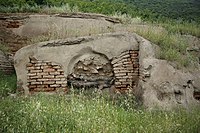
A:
[0, 93, 200, 133]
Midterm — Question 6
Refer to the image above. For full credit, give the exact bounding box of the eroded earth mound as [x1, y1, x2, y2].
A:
[0, 13, 199, 109]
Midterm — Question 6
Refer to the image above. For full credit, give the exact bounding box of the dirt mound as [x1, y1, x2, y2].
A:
[0, 13, 121, 54]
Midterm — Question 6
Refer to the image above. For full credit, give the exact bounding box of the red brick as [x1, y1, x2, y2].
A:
[43, 75, 55, 79]
[55, 75, 65, 78]
[27, 79, 37, 82]
[43, 81, 55, 85]
[56, 81, 67, 84]
[119, 79, 126, 82]
[26, 63, 33, 67]
[57, 69, 64, 72]
[37, 78, 52, 82]
[53, 66, 61, 69]
[37, 85, 49, 88]
[28, 85, 36, 89]
[35, 63, 47, 66]
[31, 82, 42, 85]
[49, 71, 60, 75]
[115, 82, 121, 85]
[115, 85, 127, 88]
[50, 84, 61, 87]
[61, 84, 67, 87]
[29, 75, 42, 79]
[27, 67, 35, 70]
[43, 68, 56, 72]
[37, 72, 49, 76]
[115, 73, 127, 76]
[30, 70, 43, 73]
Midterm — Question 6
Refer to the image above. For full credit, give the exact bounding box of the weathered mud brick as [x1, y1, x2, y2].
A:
[122, 81, 132, 85]
[53, 65, 61, 69]
[50, 84, 61, 88]
[115, 82, 121, 85]
[27, 73, 37, 76]
[43, 81, 55, 85]
[123, 64, 133, 68]
[49, 71, 60, 75]
[37, 78, 51, 82]
[53, 78, 61, 81]
[27, 79, 37, 82]
[43, 68, 56, 72]
[35, 62, 47, 66]
[61, 84, 67, 87]
[30, 69, 43, 73]
[133, 64, 139, 68]
[115, 73, 127, 77]
[57, 69, 64, 72]
[55, 75, 65, 78]
[56, 81, 67, 84]
[37, 72, 49, 76]
[37, 85, 49, 88]
[26, 63, 33, 67]
[115, 85, 127, 88]
[31, 82, 42, 85]
[113, 62, 123, 67]
[43, 75, 55, 79]
[29, 75, 42, 79]
[119, 79, 127, 82]
[119, 51, 129, 57]
[28, 85, 37, 89]
[41, 65, 52, 69]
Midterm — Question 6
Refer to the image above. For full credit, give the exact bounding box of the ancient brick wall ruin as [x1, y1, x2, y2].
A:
[112, 50, 139, 92]
[0, 15, 28, 54]
[26, 57, 68, 93]
[0, 50, 14, 74]
[25, 50, 139, 93]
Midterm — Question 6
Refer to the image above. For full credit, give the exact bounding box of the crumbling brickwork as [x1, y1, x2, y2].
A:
[0, 15, 28, 54]
[0, 50, 14, 74]
[26, 57, 68, 93]
[25, 49, 139, 93]
[111, 50, 139, 92]
[4, 20, 23, 28]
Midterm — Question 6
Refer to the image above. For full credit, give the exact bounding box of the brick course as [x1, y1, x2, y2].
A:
[26, 58, 68, 93]
[112, 50, 139, 92]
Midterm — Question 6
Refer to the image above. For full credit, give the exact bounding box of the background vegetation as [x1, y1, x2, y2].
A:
[1, 0, 200, 22]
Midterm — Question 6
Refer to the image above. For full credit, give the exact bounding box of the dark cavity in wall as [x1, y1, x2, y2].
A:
[67, 54, 114, 89]
[194, 92, 200, 100]
[67, 50, 140, 93]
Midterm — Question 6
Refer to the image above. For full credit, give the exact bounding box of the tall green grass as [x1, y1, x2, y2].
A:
[163, 22, 200, 38]
[0, 71, 17, 97]
[0, 94, 199, 133]
[130, 25, 198, 67]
